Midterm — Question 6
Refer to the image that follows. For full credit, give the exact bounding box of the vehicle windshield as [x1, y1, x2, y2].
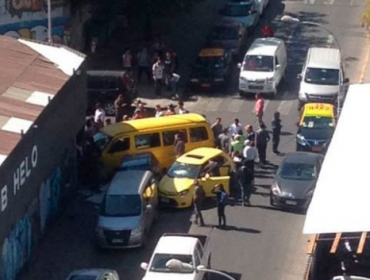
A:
[304, 67, 339, 85]
[149, 254, 194, 273]
[93, 132, 112, 150]
[280, 162, 317, 181]
[211, 26, 239, 40]
[167, 162, 200, 179]
[101, 194, 141, 217]
[243, 55, 274, 72]
[195, 56, 225, 69]
[301, 116, 334, 129]
[224, 3, 252, 16]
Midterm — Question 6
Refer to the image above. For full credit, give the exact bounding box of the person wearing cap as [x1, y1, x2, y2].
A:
[165, 103, 176, 116]
[155, 104, 164, 117]
[178, 101, 189, 114]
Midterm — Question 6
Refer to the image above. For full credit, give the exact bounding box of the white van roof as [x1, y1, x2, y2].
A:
[107, 170, 151, 195]
[247, 38, 284, 56]
[306, 47, 341, 69]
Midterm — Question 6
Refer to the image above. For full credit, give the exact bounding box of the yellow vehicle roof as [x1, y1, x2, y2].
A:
[176, 147, 224, 165]
[102, 113, 207, 137]
[199, 48, 225, 57]
[302, 103, 334, 117]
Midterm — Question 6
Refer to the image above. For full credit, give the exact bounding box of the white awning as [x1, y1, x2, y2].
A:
[303, 83, 370, 234]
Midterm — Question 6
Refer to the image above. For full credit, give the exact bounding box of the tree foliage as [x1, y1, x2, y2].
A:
[362, 0, 370, 33]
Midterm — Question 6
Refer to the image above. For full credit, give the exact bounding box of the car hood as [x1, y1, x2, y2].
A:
[159, 176, 194, 193]
[143, 272, 195, 280]
[240, 71, 274, 80]
[222, 15, 254, 27]
[98, 215, 140, 231]
[276, 177, 315, 199]
[300, 83, 339, 95]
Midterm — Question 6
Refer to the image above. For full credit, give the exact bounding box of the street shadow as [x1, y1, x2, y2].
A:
[254, 204, 306, 215]
[214, 225, 261, 234]
[210, 271, 242, 280]
[252, 190, 270, 197]
[280, 131, 293, 136]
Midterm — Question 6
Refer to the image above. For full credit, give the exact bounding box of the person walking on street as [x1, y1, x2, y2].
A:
[218, 128, 230, 153]
[114, 94, 127, 123]
[137, 47, 151, 83]
[212, 184, 228, 228]
[211, 118, 223, 139]
[178, 101, 189, 114]
[152, 57, 164, 97]
[229, 118, 243, 137]
[193, 180, 205, 226]
[174, 133, 185, 158]
[237, 164, 253, 206]
[254, 93, 265, 125]
[245, 125, 256, 142]
[271, 111, 283, 154]
[256, 124, 270, 165]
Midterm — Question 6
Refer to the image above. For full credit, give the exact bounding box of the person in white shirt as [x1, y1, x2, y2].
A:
[155, 104, 164, 117]
[94, 103, 106, 124]
[229, 118, 243, 137]
[178, 101, 189, 114]
[152, 57, 164, 97]
[243, 140, 257, 162]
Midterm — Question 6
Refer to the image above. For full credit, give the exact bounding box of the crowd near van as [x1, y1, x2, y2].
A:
[238, 37, 287, 98]
[94, 114, 215, 177]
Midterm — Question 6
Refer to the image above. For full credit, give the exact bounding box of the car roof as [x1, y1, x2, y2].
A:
[283, 152, 322, 164]
[306, 47, 341, 69]
[67, 269, 115, 279]
[87, 70, 126, 77]
[155, 236, 198, 255]
[302, 103, 334, 117]
[199, 48, 225, 57]
[247, 38, 284, 56]
[101, 113, 206, 137]
[177, 147, 224, 165]
[108, 170, 151, 195]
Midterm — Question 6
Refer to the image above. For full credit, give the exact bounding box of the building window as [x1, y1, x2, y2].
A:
[190, 127, 208, 142]
[135, 133, 161, 149]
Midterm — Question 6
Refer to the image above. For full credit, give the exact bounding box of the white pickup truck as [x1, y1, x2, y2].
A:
[140, 233, 211, 280]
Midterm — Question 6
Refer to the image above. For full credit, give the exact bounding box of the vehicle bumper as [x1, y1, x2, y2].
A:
[159, 193, 192, 208]
[96, 233, 144, 249]
[239, 83, 276, 95]
[299, 93, 338, 104]
[270, 193, 310, 209]
[296, 142, 325, 153]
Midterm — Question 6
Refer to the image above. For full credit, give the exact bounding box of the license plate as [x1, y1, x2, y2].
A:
[201, 83, 211, 88]
[112, 238, 123, 244]
[285, 200, 297, 206]
[312, 147, 322, 152]
[161, 197, 170, 203]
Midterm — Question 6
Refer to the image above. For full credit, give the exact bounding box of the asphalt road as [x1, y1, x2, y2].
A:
[18, 1, 369, 280]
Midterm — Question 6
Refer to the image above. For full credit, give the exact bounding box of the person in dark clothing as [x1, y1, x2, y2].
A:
[83, 137, 101, 192]
[256, 124, 270, 165]
[203, 160, 221, 176]
[271, 111, 283, 154]
[245, 125, 255, 142]
[163, 52, 174, 90]
[212, 184, 228, 228]
[237, 164, 253, 206]
[193, 180, 205, 226]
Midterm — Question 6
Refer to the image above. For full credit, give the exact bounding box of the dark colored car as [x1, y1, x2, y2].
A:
[118, 153, 162, 179]
[189, 48, 232, 91]
[87, 70, 137, 116]
[66, 269, 119, 280]
[270, 152, 324, 210]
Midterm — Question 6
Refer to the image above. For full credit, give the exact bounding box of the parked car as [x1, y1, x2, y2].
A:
[118, 153, 162, 179]
[159, 147, 236, 208]
[256, 0, 269, 15]
[296, 103, 336, 153]
[66, 269, 119, 280]
[207, 18, 248, 60]
[87, 70, 137, 116]
[220, 0, 260, 30]
[140, 233, 211, 280]
[270, 152, 324, 210]
[189, 48, 232, 91]
[96, 170, 158, 248]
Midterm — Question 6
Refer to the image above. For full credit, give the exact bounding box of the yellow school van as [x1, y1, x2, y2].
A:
[94, 113, 215, 178]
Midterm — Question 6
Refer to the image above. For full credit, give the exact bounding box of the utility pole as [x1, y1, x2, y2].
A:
[47, 0, 52, 43]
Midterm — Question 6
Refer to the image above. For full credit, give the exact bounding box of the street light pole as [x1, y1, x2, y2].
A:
[280, 15, 343, 117]
[47, 0, 52, 43]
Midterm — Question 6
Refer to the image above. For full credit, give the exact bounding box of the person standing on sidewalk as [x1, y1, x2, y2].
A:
[193, 180, 205, 226]
[237, 164, 253, 206]
[256, 124, 270, 165]
[254, 93, 265, 125]
[212, 184, 228, 228]
[271, 111, 283, 154]
[243, 140, 257, 187]
[137, 47, 151, 83]
[152, 57, 164, 97]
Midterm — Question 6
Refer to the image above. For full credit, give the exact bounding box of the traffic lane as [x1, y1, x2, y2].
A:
[18, 195, 194, 280]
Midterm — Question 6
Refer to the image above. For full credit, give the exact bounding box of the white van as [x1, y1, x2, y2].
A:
[298, 47, 348, 108]
[238, 37, 287, 98]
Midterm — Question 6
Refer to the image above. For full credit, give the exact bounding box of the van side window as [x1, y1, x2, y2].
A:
[275, 56, 279, 66]
[196, 242, 204, 259]
[135, 133, 161, 149]
[162, 130, 188, 146]
[108, 137, 130, 153]
[190, 127, 208, 142]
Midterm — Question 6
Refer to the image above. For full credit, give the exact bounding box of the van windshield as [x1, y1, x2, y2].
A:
[167, 162, 200, 179]
[93, 132, 112, 151]
[102, 194, 141, 217]
[304, 68, 339, 85]
[243, 55, 274, 72]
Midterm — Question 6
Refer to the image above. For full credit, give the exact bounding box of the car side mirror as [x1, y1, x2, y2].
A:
[297, 74, 302, 80]
[141, 262, 149, 271]
[237, 63, 242, 69]
[276, 64, 281, 70]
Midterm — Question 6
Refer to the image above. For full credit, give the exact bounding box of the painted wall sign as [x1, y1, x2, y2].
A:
[0, 145, 38, 213]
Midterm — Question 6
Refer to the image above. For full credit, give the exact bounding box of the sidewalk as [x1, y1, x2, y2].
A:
[87, 0, 227, 106]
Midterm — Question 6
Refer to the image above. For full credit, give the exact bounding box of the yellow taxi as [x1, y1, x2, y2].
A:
[296, 103, 336, 153]
[158, 147, 235, 208]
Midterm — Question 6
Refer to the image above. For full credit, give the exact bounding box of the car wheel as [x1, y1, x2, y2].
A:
[104, 102, 115, 116]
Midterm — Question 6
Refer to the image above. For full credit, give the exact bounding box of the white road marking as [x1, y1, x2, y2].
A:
[277, 100, 294, 116]
[206, 98, 223, 112]
[227, 98, 245, 113]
